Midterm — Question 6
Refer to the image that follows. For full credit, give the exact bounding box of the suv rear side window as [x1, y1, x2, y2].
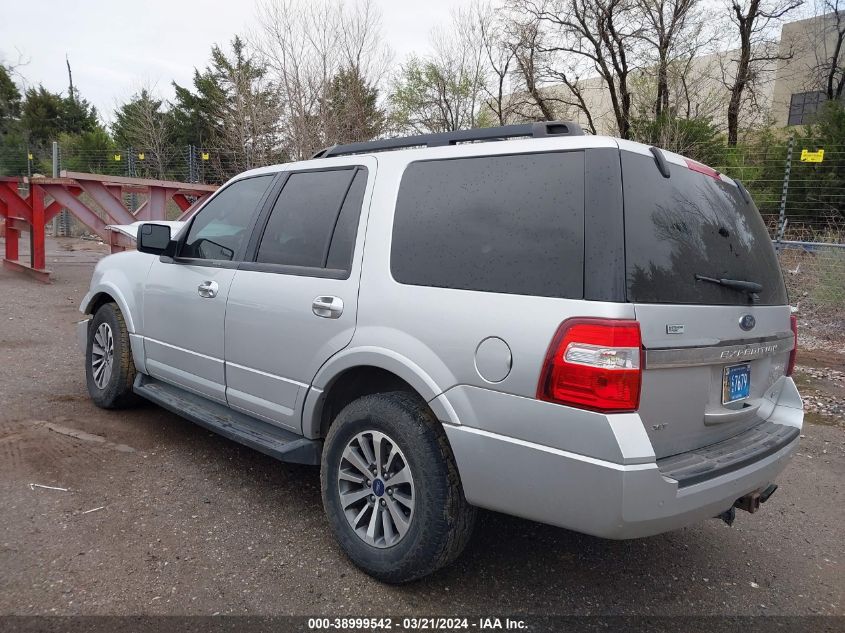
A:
[622, 152, 788, 305]
[391, 152, 585, 298]
[256, 168, 365, 271]
[181, 175, 273, 261]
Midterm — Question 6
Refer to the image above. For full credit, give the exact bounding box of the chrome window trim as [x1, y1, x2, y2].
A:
[643, 333, 794, 369]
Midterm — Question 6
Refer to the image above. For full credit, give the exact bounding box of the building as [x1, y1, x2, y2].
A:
[771, 11, 845, 126]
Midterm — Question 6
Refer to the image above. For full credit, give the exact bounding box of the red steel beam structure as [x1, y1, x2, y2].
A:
[0, 172, 217, 283]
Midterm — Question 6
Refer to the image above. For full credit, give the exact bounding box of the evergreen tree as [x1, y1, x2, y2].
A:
[323, 66, 384, 144]
[21, 85, 99, 147]
[171, 36, 282, 179]
[0, 64, 22, 136]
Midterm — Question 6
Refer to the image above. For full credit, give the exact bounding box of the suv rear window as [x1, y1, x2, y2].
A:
[622, 151, 788, 305]
[391, 152, 585, 298]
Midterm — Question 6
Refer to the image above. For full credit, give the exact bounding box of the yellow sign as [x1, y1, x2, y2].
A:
[138, 152, 145, 160]
[800, 149, 824, 163]
[114, 153, 122, 161]
[27, 152, 33, 160]
[201, 152, 210, 161]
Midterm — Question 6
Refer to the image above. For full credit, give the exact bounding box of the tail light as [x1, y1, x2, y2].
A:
[786, 315, 798, 376]
[537, 318, 642, 413]
[685, 158, 721, 180]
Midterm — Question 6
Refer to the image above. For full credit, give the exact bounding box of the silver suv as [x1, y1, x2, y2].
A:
[79, 122, 803, 583]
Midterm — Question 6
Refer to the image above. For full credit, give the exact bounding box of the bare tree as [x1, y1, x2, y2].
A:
[388, 8, 488, 134]
[515, 0, 645, 138]
[254, 0, 391, 159]
[810, 0, 845, 99]
[509, 16, 562, 121]
[497, 10, 595, 128]
[636, 0, 706, 118]
[478, 4, 519, 125]
[724, 0, 802, 145]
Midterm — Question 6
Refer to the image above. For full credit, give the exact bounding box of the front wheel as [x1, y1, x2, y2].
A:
[321, 391, 476, 583]
[85, 303, 141, 409]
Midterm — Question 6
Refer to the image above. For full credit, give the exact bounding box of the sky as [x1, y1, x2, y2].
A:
[0, 0, 474, 124]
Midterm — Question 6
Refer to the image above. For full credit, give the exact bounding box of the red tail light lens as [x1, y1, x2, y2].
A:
[786, 315, 798, 376]
[537, 318, 642, 413]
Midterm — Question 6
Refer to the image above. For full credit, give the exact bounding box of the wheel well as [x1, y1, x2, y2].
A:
[87, 292, 116, 315]
[319, 366, 422, 438]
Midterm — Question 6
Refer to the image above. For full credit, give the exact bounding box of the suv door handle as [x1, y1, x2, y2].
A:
[197, 280, 219, 298]
[312, 296, 343, 319]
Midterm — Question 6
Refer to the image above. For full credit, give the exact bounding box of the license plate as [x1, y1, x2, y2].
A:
[722, 363, 751, 404]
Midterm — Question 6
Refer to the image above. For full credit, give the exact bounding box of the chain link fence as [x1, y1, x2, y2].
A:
[1, 138, 843, 333]
[0, 144, 227, 184]
[703, 140, 845, 339]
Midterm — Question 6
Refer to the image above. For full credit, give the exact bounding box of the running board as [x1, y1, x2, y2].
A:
[133, 375, 321, 465]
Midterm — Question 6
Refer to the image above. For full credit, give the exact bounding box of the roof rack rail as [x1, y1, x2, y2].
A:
[312, 120, 585, 159]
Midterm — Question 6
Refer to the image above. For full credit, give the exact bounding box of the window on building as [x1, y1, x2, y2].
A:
[788, 91, 826, 126]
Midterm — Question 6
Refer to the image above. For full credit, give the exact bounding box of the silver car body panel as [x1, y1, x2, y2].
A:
[79, 133, 803, 540]
[224, 156, 378, 431]
[142, 261, 237, 403]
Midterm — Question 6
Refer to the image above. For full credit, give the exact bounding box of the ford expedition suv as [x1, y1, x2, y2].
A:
[78, 122, 802, 583]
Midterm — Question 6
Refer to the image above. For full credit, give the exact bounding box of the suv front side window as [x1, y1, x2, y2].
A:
[180, 175, 274, 261]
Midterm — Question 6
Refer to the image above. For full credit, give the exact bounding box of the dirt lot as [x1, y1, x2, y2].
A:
[0, 238, 843, 617]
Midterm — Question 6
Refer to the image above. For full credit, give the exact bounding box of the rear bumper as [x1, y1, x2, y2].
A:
[444, 419, 799, 539]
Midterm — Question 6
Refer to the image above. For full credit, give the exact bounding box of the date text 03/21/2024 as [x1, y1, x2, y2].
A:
[307, 617, 528, 630]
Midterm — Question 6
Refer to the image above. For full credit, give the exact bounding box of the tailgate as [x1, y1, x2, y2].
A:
[636, 303, 793, 458]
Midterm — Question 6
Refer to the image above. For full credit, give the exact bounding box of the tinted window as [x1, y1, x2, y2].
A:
[256, 168, 362, 269]
[391, 152, 585, 298]
[327, 170, 367, 271]
[181, 175, 273, 261]
[623, 152, 787, 305]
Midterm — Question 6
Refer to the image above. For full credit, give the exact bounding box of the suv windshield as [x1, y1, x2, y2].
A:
[622, 151, 788, 305]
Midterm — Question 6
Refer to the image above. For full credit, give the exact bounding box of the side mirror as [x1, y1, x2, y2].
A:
[137, 223, 172, 256]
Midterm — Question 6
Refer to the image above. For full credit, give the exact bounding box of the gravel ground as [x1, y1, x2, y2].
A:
[0, 238, 843, 617]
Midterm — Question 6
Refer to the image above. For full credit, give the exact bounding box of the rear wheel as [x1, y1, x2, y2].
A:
[321, 391, 476, 583]
[85, 303, 141, 409]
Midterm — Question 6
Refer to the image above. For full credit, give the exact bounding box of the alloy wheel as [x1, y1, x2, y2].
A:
[337, 430, 415, 548]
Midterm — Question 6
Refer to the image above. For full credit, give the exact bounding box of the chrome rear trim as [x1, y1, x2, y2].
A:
[644, 334, 794, 369]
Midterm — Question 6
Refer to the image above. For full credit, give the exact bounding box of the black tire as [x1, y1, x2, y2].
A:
[321, 391, 476, 583]
[85, 303, 141, 409]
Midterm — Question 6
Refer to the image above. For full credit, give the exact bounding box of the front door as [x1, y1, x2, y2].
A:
[224, 161, 374, 431]
[142, 173, 276, 403]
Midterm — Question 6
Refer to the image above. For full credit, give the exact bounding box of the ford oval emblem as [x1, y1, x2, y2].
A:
[739, 314, 756, 331]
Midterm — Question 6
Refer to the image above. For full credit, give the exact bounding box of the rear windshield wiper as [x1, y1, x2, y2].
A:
[695, 274, 763, 302]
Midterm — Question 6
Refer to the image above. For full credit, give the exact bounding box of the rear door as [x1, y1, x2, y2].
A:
[142, 174, 275, 402]
[621, 148, 793, 458]
[223, 160, 374, 432]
